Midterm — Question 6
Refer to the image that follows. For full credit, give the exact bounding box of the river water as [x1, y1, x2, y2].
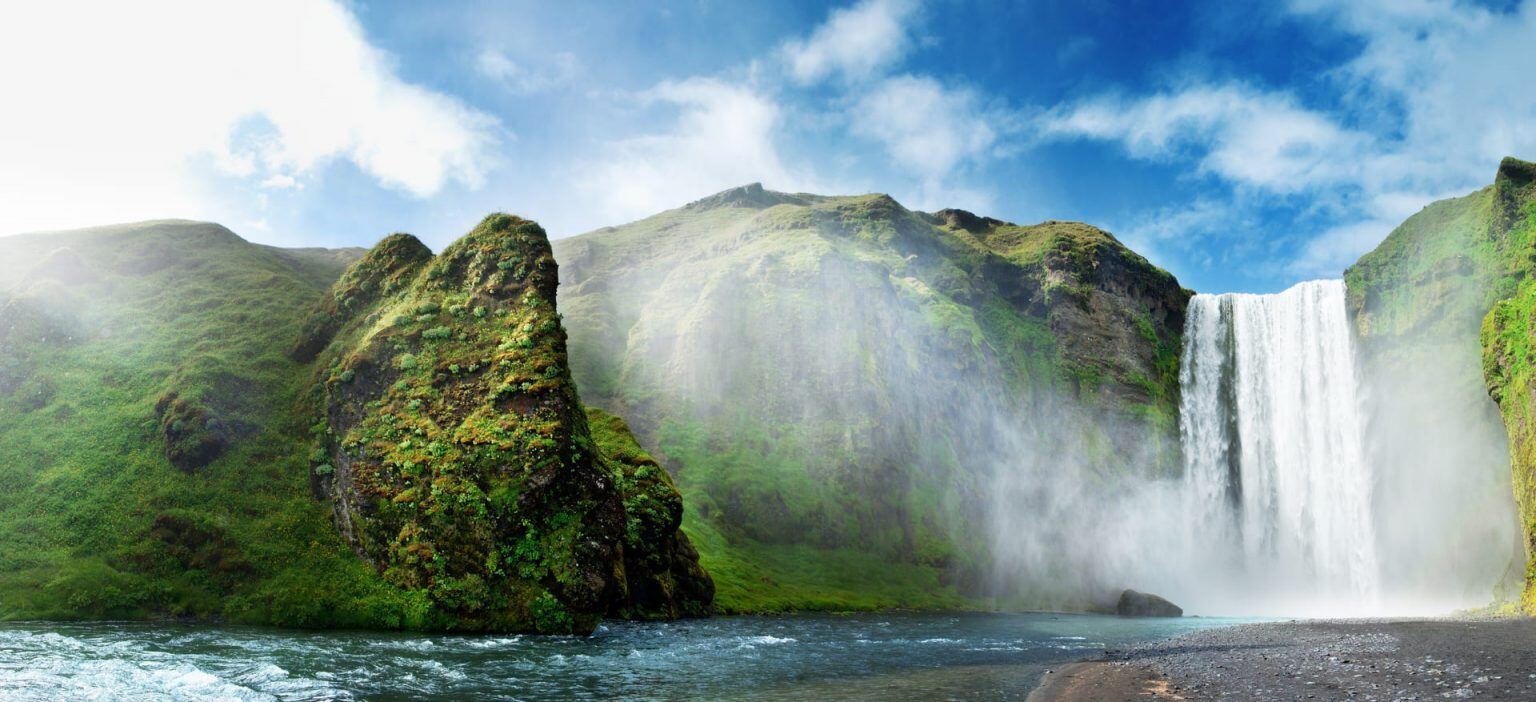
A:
[0, 612, 1246, 700]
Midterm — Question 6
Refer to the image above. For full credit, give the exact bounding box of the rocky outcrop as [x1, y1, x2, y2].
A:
[308, 213, 710, 632]
[588, 408, 714, 619]
[289, 233, 433, 363]
[154, 391, 229, 473]
[1115, 589, 1182, 617]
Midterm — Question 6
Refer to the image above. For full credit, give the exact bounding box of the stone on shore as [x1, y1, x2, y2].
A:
[1116, 589, 1183, 617]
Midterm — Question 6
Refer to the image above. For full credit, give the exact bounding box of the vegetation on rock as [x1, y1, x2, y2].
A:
[303, 214, 711, 632]
[0, 216, 709, 631]
[1478, 157, 1536, 613]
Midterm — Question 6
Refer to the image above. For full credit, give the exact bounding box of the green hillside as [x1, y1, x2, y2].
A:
[0, 220, 395, 624]
[0, 217, 709, 631]
[553, 184, 1189, 612]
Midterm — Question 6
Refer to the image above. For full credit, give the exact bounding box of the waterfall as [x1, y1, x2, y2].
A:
[1179, 279, 1381, 609]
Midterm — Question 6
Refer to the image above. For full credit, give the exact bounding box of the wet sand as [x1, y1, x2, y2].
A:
[1030, 618, 1536, 701]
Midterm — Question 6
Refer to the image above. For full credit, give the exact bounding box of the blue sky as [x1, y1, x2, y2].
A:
[2, 1, 1534, 292]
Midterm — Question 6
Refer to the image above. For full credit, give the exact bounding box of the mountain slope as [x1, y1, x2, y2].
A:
[0, 220, 402, 624]
[553, 184, 1189, 611]
[0, 217, 710, 630]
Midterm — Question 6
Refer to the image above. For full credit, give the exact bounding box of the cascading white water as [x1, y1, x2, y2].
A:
[1179, 280, 1382, 611]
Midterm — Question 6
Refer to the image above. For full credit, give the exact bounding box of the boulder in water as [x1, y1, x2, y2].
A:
[1116, 589, 1183, 617]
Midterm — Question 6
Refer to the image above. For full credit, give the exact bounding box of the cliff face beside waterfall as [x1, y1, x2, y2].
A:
[1348, 157, 1536, 611]
[1476, 157, 1536, 613]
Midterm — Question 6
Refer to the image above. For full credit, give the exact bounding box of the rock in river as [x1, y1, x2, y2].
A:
[1116, 589, 1183, 617]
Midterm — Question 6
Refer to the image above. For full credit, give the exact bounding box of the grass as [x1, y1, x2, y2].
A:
[0, 216, 712, 631]
[681, 512, 974, 613]
[0, 220, 428, 626]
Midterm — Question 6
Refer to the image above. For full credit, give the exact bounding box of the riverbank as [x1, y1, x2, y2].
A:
[1030, 617, 1536, 701]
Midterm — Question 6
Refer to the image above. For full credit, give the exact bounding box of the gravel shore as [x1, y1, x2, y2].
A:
[1030, 618, 1536, 701]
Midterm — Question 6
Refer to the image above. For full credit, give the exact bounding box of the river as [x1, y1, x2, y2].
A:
[0, 612, 1247, 700]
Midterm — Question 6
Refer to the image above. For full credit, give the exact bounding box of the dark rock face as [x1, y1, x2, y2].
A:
[306, 214, 711, 632]
[587, 408, 714, 619]
[973, 220, 1190, 472]
[1116, 589, 1183, 617]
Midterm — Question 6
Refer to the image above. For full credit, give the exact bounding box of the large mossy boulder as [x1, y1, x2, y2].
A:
[307, 213, 710, 632]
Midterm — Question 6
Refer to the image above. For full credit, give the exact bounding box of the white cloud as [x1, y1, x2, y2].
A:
[1043, 85, 1367, 193]
[852, 75, 1003, 209]
[578, 78, 823, 227]
[476, 48, 580, 94]
[1289, 0, 1536, 191]
[1286, 0, 1536, 273]
[782, 0, 921, 84]
[1045, 1, 1536, 279]
[261, 174, 301, 190]
[0, 0, 500, 235]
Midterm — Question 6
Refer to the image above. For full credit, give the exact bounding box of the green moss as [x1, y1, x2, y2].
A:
[309, 214, 710, 632]
[1477, 159, 1536, 613]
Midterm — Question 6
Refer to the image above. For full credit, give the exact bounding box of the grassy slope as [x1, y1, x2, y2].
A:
[0, 217, 713, 630]
[0, 221, 436, 626]
[554, 187, 1187, 613]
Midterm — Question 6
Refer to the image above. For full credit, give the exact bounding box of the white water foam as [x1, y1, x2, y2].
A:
[1178, 280, 1381, 614]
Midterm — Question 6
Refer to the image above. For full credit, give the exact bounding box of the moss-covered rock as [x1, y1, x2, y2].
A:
[309, 214, 709, 632]
[587, 408, 714, 619]
[289, 233, 433, 363]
